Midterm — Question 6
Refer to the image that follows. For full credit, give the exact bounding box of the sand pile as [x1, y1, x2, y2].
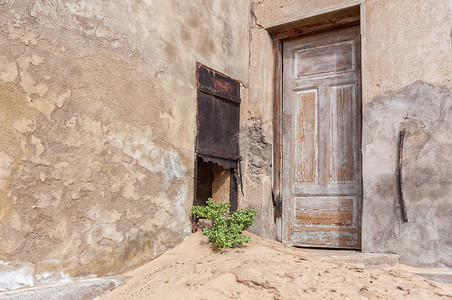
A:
[102, 232, 452, 299]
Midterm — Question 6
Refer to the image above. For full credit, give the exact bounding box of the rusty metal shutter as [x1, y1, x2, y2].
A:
[195, 64, 241, 211]
[196, 64, 241, 169]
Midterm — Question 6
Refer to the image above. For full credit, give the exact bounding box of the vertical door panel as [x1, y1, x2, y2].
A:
[330, 84, 356, 184]
[294, 89, 318, 184]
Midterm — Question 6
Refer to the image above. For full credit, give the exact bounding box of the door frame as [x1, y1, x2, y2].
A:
[268, 5, 362, 246]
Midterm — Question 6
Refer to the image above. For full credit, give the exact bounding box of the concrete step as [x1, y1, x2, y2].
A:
[414, 271, 452, 284]
[400, 266, 452, 285]
[299, 248, 400, 268]
[0, 276, 125, 300]
[300, 248, 452, 284]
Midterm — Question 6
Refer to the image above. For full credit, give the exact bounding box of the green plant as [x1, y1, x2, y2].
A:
[191, 198, 257, 250]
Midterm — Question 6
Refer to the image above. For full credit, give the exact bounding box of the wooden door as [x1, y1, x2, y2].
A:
[282, 26, 362, 249]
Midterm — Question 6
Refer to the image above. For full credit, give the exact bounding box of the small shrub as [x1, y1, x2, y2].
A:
[191, 198, 257, 250]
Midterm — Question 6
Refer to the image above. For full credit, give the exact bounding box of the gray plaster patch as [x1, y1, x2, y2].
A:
[362, 81, 452, 268]
[241, 118, 271, 176]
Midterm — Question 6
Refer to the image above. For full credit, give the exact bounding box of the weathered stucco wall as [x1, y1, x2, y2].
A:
[250, 0, 452, 268]
[1, 0, 450, 290]
[0, 0, 250, 290]
[363, 82, 452, 268]
[361, 0, 452, 269]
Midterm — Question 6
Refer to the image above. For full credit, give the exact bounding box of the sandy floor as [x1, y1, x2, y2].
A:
[102, 232, 452, 299]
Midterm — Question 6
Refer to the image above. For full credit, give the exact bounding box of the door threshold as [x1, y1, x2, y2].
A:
[296, 247, 400, 268]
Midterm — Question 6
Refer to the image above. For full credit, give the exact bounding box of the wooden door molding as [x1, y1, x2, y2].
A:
[271, 10, 362, 248]
[267, 5, 360, 40]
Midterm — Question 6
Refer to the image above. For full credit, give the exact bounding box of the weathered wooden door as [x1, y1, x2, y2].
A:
[282, 26, 362, 249]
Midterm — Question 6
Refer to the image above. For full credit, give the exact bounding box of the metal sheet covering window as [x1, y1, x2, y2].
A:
[195, 63, 241, 211]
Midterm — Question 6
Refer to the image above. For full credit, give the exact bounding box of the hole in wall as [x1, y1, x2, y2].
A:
[195, 157, 231, 207]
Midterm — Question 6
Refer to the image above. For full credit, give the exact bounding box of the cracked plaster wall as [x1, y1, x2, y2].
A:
[239, 18, 274, 239]
[0, 0, 250, 290]
[250, 0, 452, 267]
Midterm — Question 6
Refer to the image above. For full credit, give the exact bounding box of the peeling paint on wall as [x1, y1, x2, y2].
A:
[0, 0, 250, 290]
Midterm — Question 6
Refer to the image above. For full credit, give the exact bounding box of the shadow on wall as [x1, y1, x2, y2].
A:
[363, 81, 452, 269]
